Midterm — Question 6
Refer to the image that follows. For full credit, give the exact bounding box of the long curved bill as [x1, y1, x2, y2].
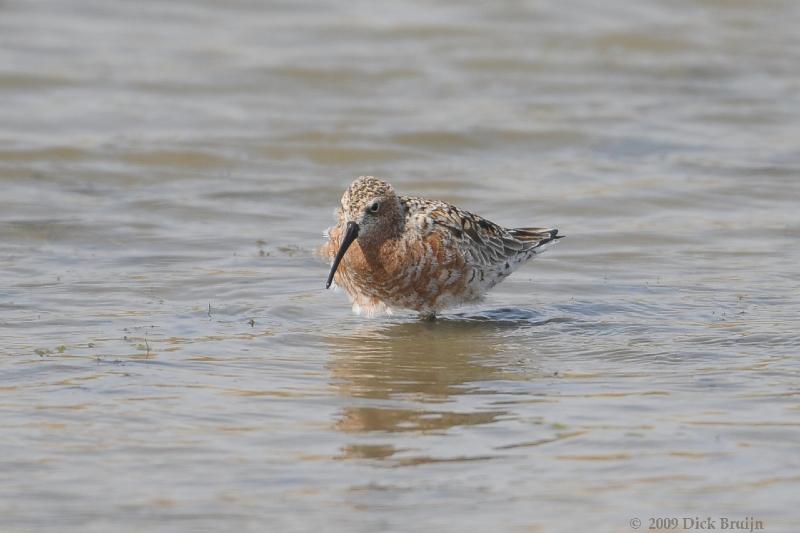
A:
[325, 221, 359, 289]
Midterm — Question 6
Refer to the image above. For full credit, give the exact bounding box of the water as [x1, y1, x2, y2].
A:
[1, 0, 799, 531]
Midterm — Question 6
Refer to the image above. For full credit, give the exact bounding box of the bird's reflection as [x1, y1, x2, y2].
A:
[324, 314, 544, 443]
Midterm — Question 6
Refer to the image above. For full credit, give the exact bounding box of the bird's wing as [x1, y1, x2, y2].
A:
[401, 196, 560, 268]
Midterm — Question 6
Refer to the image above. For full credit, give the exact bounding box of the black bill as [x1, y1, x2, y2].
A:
[325, 221, 359, 289]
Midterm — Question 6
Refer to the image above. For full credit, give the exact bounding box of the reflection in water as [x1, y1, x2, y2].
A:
[324, 317, 533, 442]
[335, 407, 502, 434]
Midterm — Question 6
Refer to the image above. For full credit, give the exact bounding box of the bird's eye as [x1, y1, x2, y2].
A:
[369, 201, 380, 213]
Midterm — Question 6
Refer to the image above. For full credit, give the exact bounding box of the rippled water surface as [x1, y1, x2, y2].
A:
[2, 1, 799, 531]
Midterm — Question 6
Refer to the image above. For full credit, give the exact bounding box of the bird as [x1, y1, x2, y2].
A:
[321, 176, 563, 319]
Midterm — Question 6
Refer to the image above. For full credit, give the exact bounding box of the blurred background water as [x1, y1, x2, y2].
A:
[1, 0, 799, 531]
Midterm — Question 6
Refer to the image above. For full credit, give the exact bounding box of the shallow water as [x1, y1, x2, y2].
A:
[1, 0, 799, 531]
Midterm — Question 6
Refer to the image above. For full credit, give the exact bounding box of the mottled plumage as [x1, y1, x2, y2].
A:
[321, 176, 562, 318]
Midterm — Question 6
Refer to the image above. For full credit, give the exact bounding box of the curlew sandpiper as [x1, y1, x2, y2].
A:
[322, 176, 563, 319]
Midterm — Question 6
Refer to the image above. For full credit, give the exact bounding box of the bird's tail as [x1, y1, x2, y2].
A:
[509, 227, 563, 254]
